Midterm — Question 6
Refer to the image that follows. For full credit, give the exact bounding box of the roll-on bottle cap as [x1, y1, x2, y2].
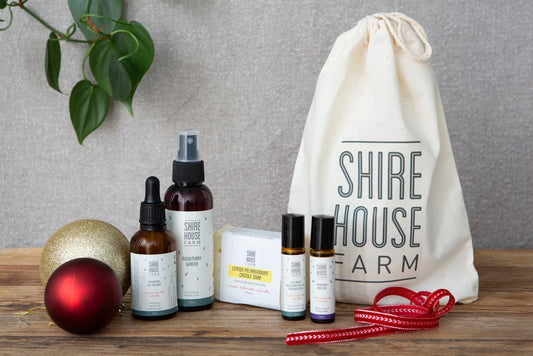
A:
[310, 215, 334, 250]
[282, 214, 305, 248]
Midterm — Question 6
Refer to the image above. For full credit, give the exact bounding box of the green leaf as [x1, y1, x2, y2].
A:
[45, 32, 62, 93]
[69, 80, 109, 144]
[68, 0, 123, 41]
[112, 21, 154, 115]
[89, 38, 132, 100]
[89, 38, 113, 95]
[108, 51, 132, 100]
[0, 0, 7, 10]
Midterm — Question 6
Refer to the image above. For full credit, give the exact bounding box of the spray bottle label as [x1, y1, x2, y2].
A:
[166, 209, 214, 307]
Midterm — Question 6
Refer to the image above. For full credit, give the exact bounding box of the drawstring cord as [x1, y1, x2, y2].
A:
[368, 12, 432, 61]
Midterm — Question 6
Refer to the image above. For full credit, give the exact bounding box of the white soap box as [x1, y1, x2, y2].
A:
[214, 226, 281, 310]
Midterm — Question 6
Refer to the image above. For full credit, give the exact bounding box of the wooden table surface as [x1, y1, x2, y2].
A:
[0, 248, 532, 355]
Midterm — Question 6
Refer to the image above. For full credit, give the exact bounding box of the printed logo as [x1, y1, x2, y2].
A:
[334, 141, 424, 283]
[183, 220, 201, 246]
[246, 249, 256, 267]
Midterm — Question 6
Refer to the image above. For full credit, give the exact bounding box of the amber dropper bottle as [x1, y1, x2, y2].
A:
[165, 130, 214, 311]
[309, 215, 335, 323]
[130, 176, 178, 320]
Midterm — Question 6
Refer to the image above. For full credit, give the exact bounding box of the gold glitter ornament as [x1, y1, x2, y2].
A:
[40, 219, 131, 295]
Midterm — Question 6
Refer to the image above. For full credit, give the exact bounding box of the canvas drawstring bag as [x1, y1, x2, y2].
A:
[288, 13, 478, 304]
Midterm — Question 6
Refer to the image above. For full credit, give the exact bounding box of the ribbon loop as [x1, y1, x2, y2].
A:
[286, 287, 455, 345]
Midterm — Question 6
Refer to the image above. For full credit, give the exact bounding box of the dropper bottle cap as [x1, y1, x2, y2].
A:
[139, 176, 166, 231]
[172, 130, 205, 184]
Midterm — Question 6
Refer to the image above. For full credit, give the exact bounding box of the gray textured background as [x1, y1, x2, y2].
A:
[0, 1, 531, 249]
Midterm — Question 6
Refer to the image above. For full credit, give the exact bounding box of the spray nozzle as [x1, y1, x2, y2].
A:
[172, 129, 205, 184]
[177, 129, 200, 162]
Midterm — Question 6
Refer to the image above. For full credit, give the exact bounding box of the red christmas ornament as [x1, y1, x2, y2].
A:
[44, 258, 122, 334]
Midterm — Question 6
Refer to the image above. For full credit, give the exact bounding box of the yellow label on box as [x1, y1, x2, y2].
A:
[228, 265, 272, 283]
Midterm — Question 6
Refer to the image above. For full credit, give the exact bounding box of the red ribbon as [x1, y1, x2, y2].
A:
[286, 287, 455, 345]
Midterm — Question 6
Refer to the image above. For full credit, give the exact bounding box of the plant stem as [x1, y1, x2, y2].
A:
[19, 3, 90, 43]
[81, 41, 95, 81]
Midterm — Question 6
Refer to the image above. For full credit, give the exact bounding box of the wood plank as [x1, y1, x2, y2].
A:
[477, 265, 533, 291]
[475, 249, 533, 268]
[2, 289, 529, 315]
[0, 248, 42, 265]
[0, 336, 531, 355]
[0, 265, 42, 286]
[2, 300, 531, 340]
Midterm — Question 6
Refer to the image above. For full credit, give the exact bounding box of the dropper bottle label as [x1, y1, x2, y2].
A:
[131, 252, 178, 316]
